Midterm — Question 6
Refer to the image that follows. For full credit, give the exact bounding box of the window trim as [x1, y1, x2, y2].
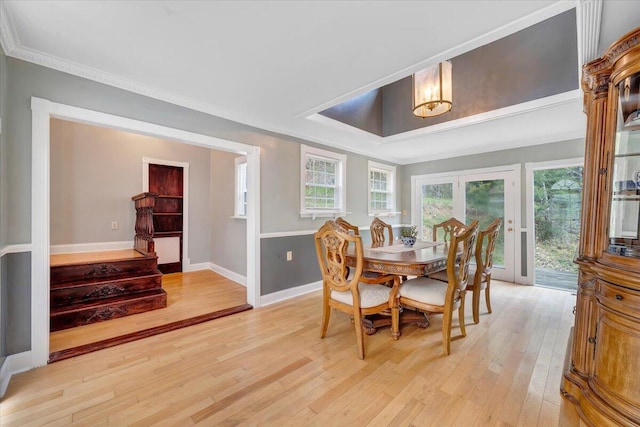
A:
[368, 160, 397, 216]
[234, 156, 247, 218]
[300, 144, 347, 218]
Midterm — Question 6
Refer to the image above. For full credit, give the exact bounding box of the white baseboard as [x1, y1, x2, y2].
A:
[207, 262, 247, 287]
[50, 241, 134, 254]
[184, 262, 210, 272]
[260, 280, 323, 306]
[0, 351, 32, 398]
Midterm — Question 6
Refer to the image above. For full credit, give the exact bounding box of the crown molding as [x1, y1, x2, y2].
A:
[576, 0, 603, 65]
[12, 44, 242, 121]
[0, 0, 19, 55]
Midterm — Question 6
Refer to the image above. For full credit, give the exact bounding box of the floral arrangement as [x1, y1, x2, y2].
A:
[400, 225, 418, 239]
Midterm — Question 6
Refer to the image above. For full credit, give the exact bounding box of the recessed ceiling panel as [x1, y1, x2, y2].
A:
[320, 9, 578, 138]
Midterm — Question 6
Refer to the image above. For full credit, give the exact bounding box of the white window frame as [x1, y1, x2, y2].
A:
[300, 144, 347, 218]
[234, 155, 248, 218]
[368, 160, 397, 216]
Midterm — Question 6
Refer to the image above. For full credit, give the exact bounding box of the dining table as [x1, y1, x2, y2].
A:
[345, 239, 453, 334]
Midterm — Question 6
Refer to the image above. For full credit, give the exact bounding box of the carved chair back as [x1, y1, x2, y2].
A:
[433, 217, 466, 243]
[474, 218, 502, 284]
[448, 220, 479, 295]
[370, 217, 393, 246]
[314, 221, 363, 296]
[335, 217, 360, 235]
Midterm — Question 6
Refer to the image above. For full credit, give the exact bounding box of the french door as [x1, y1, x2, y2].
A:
[412, 169, 516, 281]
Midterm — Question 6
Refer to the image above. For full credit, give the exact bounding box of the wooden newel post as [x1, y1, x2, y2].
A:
[131, 192, 158, 256]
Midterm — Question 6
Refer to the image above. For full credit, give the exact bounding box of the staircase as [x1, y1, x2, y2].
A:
[50, 252, 167, 331]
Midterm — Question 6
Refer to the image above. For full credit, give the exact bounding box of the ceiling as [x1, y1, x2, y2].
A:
[1, 1, 638, 164]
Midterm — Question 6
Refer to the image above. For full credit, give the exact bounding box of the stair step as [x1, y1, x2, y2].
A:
[50, 272, 162, 308]
[50, 289, 167, 332]
[51, 256, 159, 285]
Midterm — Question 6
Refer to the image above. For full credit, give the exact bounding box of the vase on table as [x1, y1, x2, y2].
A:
[401, 236, 416, 247]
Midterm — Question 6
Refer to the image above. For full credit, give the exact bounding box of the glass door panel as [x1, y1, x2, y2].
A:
[460, 171, 515, 281]
[415, 178, 456, 240]
[609, 71, 640, 257]
[464, 179, 506, 267]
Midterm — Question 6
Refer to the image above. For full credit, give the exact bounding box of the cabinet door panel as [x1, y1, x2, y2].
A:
[592, 305, 640, 415]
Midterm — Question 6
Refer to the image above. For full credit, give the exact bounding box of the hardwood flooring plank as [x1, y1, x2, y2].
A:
[190, 357, 313, 424]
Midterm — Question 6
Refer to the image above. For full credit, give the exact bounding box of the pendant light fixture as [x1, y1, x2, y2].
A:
[412, 61, 453, 118]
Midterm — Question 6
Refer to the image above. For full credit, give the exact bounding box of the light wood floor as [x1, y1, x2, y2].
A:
[50, 269, 248, 353]
[4, 280, 583, 426]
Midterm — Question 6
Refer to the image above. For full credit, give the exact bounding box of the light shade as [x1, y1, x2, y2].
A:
[412, 61, 453, 118]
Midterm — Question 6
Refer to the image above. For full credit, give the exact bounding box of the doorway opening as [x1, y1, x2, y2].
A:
[31, 97, 261, 367]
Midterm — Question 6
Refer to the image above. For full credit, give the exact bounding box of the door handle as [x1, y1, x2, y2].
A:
[507, 227, 513, 232]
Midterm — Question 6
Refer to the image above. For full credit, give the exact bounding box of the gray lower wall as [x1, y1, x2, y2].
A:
[0, 256, 6, 361]
[261, 235, 321, 295]
[260, 225, 403, 296]
[4, 252, 31, 355]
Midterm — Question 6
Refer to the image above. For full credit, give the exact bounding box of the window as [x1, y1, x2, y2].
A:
[300, 144, 346, 217]
[368, 161, 396, 215]
[234, 156, 247, 217]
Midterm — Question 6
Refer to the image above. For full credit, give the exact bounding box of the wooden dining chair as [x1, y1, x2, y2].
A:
[428, 217, 468, 282]
[468, 218, 502, 324]
[394, 220, 478, 355]
[430, 218, 502, 324]
[370, 217, 393, 246]
[335, 217, 359, 235]
[432, 217, 466, 243]
[314, 220, 400, 359]
[336, 217, 382, 279]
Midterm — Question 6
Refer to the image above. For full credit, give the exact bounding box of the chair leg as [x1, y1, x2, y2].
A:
[472, 287, 481, 324]
[442, 309, 453, 356]
[391, 305, 400, 341]
[485, 276, 492, 314]
[459, 292, 467, 337]
[353, 312, 366, 360]
[320, 297, 330, 338]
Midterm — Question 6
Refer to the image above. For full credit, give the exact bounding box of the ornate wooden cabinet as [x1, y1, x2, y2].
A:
[561, 28, 640, 426]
